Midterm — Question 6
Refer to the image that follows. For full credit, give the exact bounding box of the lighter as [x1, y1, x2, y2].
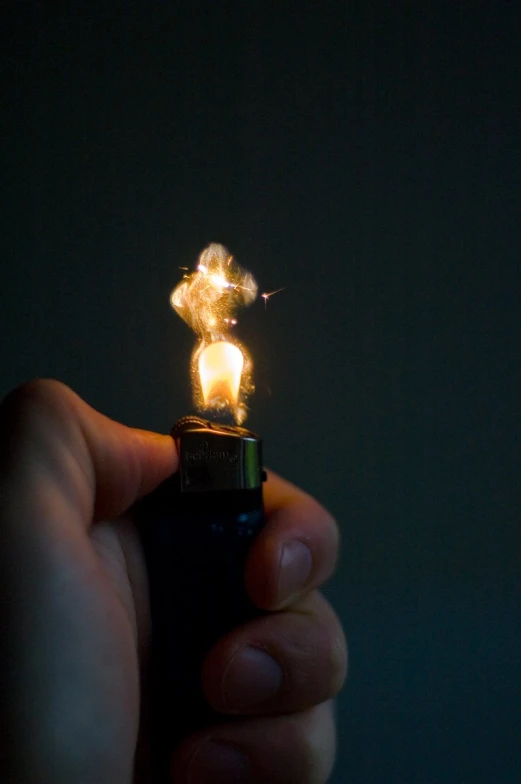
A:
[137, 244, 268, 781]
[137, 416, 265, 781]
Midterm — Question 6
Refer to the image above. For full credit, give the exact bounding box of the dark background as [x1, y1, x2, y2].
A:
[1, 2, 520, 782]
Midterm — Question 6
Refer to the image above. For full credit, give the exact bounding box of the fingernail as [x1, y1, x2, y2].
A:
[222, 646, 282, 709]
[278, 539, 313, 602]
[188, 741, 252, 783]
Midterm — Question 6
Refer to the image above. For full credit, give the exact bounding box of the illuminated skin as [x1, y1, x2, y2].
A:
[0, 381, 346, 784]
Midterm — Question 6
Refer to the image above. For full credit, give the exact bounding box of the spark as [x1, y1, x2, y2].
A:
[235, 283, 256, 296]
[261, 287, 285, 309]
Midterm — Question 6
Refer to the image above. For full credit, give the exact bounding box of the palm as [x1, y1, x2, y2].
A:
[86, 516, 151, 782]
[25, 515, 149, 783]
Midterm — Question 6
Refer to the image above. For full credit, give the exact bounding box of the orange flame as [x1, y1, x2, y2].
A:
[170, 243, 257, 423]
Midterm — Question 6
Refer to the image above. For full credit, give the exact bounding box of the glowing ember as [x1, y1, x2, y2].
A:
[261, 287, 285, 309]
[170, 243, 257, 423]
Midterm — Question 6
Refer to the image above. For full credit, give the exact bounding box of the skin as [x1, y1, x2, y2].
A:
[0, 380, 347, 783]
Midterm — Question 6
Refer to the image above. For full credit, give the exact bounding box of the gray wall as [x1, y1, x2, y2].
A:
[1, 3, 520, 782]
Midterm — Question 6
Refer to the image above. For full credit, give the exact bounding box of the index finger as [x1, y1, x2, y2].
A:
[245, 471, 340, 610]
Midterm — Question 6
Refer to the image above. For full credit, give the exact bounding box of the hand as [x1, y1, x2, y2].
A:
[0, 380, 346, 783]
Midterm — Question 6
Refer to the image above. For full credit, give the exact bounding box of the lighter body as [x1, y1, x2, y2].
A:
[136, 417, 265, 783]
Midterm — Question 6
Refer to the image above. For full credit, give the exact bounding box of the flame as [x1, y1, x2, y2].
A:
[199, 341, 244, 407]
[170, 243, 257, 423]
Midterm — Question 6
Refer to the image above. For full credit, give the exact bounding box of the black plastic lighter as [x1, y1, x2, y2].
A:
[136, 415, 266, 783]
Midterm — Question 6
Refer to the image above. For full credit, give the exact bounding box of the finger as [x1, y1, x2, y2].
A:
[202, 591, 347, 716]
[0, 379, 177, 525]
[245, 471, 340, 610]
[171, 701, 336, 784]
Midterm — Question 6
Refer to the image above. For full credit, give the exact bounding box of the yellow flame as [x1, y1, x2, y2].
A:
[170, 243, 257, 423]
[199, 341, 244, 408]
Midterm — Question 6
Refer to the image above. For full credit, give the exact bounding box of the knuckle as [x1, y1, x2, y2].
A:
[0, 381, 84, 477]
[327, 622, 348, 696]
[1, 379, 73, 429]
[308, 497, 339, 545]
[285, 704, 336, 783]
[298, 497, 340, 583]
[296, 595, 347, 698]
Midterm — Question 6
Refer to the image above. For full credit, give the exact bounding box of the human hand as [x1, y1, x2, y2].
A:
[0, 380, 346, 783]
